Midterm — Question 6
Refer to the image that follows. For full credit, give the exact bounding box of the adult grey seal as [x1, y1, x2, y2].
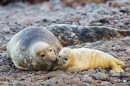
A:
[6, 26, 63, 71]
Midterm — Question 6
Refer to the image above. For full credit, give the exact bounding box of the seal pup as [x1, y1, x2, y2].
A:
[57, 47, 125, 73]
[6, 26, 63, 70]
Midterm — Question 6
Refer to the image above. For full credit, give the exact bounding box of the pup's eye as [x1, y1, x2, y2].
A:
[59, 56, 60, 58]
[50, 49, 52, 52]
[64, 58, 68, 60]
[40, 54, 45, 57]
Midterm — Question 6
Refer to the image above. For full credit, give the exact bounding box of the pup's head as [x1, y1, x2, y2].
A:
[33, 42, 57, 65]
[57, 47, 72, 67]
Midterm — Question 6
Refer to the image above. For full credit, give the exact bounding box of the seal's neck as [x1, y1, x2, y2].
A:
[66, 50, 76, 67]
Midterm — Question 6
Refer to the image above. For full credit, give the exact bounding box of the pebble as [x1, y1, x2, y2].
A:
[31, 75, 40, 82]
[111, 73, 121, 77]
[126, 49, 130, 55]
[13, 82, 24, 86]
[112, 83, 128, 86]
[57, 78, 68, 86]
[100, 81, 112, 86]
[86, 69, 96, 74]
[109, 70, 116, 75]
[69, 77, 81, 85]
[47, 71, 66, 78]
[2, 27, 10, 33]
[39, 75, 47, 81]
[86, 77, 95, 84]
[121, 73, 130, 78]
[0, 75, 6, 81]
[47, 77, 61, 84]
[93, 72, 108, 80]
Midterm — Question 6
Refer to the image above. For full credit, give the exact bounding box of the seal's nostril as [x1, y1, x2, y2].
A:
[51, 58, 58, 63]
[51, 60, 55, 63]
[51, 60, 56, 63]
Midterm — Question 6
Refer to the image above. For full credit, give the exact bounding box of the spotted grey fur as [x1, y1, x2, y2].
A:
[7, 26, 63, 70]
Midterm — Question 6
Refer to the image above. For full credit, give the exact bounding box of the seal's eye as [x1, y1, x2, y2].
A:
[50, 49, 53, 52]
[40, 54, 45, 57]
[59, 55, 60, 58]
[64, 58, 68, 60]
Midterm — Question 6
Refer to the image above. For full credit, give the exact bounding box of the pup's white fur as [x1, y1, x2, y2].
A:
[58, 47, 125, 73]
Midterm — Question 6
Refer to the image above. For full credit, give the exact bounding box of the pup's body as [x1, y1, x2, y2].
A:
[7, 26, 63, 70]
[58, 48, 125, 72]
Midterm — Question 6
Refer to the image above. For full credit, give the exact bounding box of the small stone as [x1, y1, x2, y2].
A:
[13, 82, 24, 86]
[85, 83, 91, 86]
[126, 81, 130, 85]
[99, 45, 110, 52]
[47, 77, 61, 84]
[87, 17, 97, 23]
[2, 27, 10, 33]
[121, 73, 130, 78]
[91, 41, 103, 46]
[111, 9, 119, 13]
[31, 75, 40, 82]
[100, 69, 107, 73]
[21, 75, 27, 80]
[111, 73, 121, 77]
[83, 74, 89, 78]
[100, 81, 112, 86]
[36, 71, 43, 75]
[125, 68, 130, 72]
[122, 80, 127, 83]
[47, 70, 66, 78]
[127, 41, 130, 46]
[115, 45, 120, 50]
[62, 74, 75, 79]
[112, 83, 128, 86]
[39, 76, 47, 81]
[93, 72, 108, 80]
[126, 49, 130, 55]
[0, 75, 6, 81]
[80, 78, 87, 82]
[90, 82, 97, 86]
[0, 53, 7, 58]
[86, 77, 95, 84]
[69, 77, 81, 85]
[86, 69, 96, 74]
[109, 70, 116, 75]
[78, 82, 87, 86]
[57, 78, 67, 86]
[103, 15, 114, 19]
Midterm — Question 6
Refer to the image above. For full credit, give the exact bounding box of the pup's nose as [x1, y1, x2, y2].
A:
[51, 58, 58, 63]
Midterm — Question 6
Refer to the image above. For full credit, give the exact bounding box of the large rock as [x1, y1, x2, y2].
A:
[62, 0, 106, 7]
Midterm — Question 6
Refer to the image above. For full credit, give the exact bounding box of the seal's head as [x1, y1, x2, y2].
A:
[57, 47, 73, 68]
[32, 42, 57, 65]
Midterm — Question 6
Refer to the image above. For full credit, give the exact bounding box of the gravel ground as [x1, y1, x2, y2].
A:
[0, 0, 130, 86]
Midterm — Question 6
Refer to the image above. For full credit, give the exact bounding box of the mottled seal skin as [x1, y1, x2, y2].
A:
[7, 26, 63, 70]
[57, 47, 125, 73]
[46, 24, 130, 46]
